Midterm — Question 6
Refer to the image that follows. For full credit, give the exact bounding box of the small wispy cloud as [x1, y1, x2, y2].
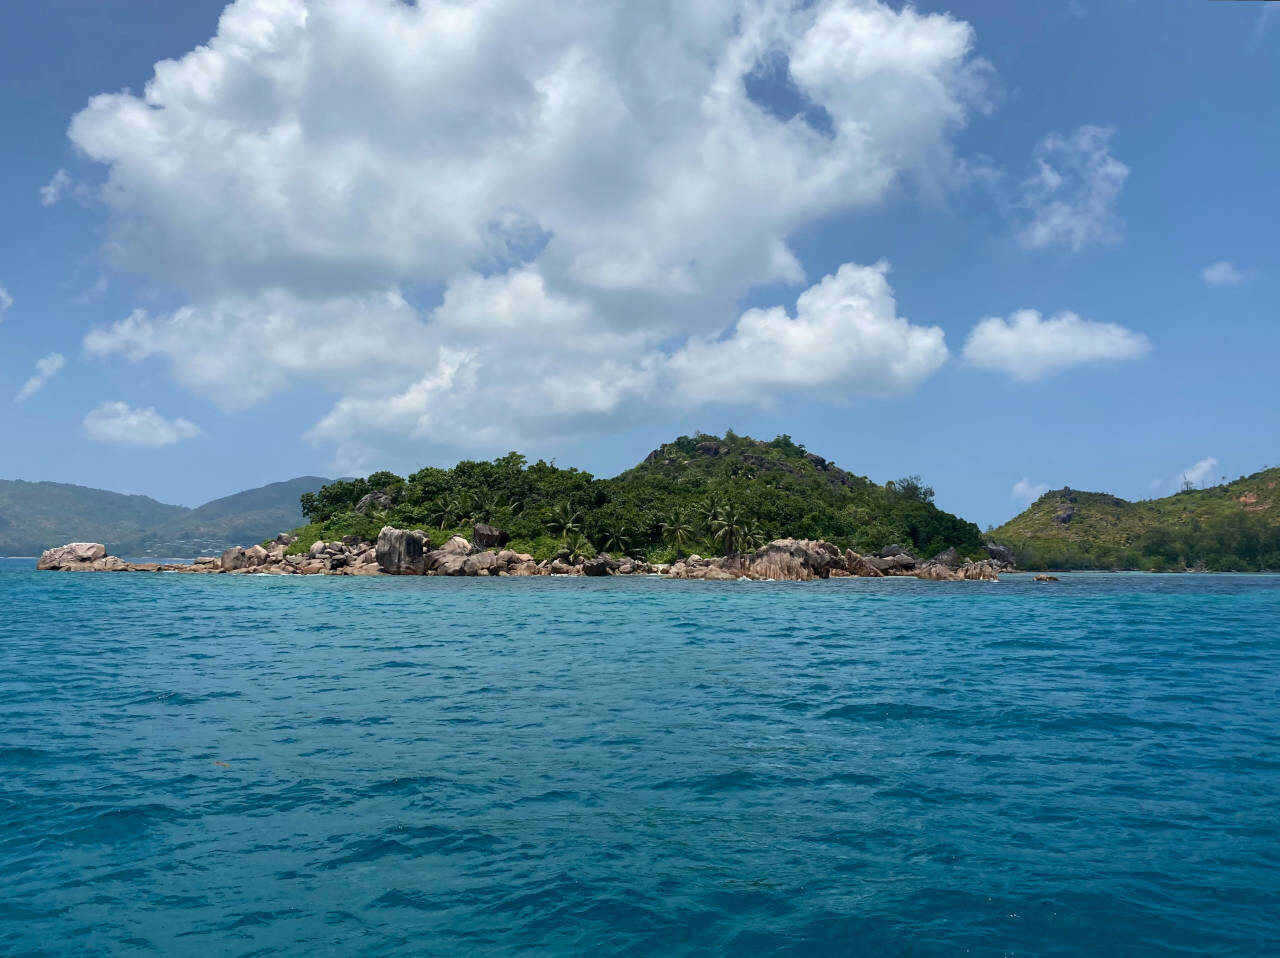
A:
[0, 284, 12, 320]
[1012, 478, 1050, 503]
[83, 401, 203, 446]
[1202, 261, 1246, 286]
[40, 169, 73, 206]
[1180, 456, 1220, 489]
[15, 353, 66, 402]
[1017, 125, 1128, 252]
[1153, 456, 1222, 494]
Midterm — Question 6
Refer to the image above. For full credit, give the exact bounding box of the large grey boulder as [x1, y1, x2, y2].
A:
[671, 539, 844, 581]
[243, 544, 271, 568]
[930, 546, 961, 569]
[843, 550, 885, 577]
[960, 560, 1001, 581]
[37, 542, 107, 570]
[878, 544, 914, 559]
[473, 524, 510, 549]
[355, 491, 394, 515]
[582, 554, 620, 577]
[461, 551, 501, 575]
[375, 526, 429, 575]
[721, 538, 844, 581]
[916, 562, 961, 581]
[220, 546, 249, 572]
[440, 535, 473, 555]
[984, 542, 1016, 567]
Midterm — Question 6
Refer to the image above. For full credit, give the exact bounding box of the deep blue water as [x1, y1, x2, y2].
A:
[2, 561, 1279, 956]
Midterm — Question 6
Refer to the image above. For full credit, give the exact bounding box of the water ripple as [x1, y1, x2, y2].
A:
[1, 564, 1278, 955]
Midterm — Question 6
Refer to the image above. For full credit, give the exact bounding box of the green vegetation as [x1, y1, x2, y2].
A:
[992, 469, 1280, 571]
[0, 476, 330, 556]
[294, 431, 986, 562]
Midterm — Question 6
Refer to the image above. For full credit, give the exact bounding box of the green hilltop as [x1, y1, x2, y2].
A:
[290, 431, 986, 563]
[992, 467, 1280, 571]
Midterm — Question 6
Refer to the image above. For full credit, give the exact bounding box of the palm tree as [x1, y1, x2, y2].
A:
[711, 503, 751, 556]
[546, 502, 583, 543]
[427, 496, 461, 530]
[661, 507, 696, 559]
[600, 525, 633, 557]
[739, 520, 766, 553]
[566, 532, 593, 562]
[696, 494, 723, 535]
[471, 491, 507, 524]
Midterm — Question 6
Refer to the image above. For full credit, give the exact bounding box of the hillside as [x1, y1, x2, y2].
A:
[992, 468, 1280, 571]
[0, 476, 331, 557]
[0, 481, 187, 556]
[290, 432, 986, 562]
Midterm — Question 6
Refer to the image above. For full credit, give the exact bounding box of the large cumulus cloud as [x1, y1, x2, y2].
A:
[74, 0, 994, 461]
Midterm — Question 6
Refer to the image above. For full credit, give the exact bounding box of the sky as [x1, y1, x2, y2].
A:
[0, 0, 1276, 529]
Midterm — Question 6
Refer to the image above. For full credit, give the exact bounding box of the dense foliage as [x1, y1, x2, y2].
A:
[994, 470, 1280, 571]
[293, 432, 986, 562]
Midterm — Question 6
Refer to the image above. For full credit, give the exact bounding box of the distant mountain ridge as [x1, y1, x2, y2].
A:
[0, 476, 331, 557]
[992, 467, 1280, 571]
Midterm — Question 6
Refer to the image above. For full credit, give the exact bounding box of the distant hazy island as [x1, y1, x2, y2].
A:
[12, 432, 1280, 573]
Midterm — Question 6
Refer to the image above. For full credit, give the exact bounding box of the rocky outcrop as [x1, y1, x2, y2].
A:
[37, 526, 999, 583]
[878, 544, 913, 559]
[375, 526, 429, 575]
[914, 558, 1001, 582]
[671, 538, 843, 581]
[582, 554, 622, 577]
[984, 542, 1016, 567]
[472, 524, 510, 549]
[37, 542, 108, 570]
[842, 550, 885, 577]
[355, 491, 394, 515]
[865, 554, 917, 575]
[929, 546, 960, 569]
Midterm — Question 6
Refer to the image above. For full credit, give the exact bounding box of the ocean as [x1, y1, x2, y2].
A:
[2, 561, 1278, 956]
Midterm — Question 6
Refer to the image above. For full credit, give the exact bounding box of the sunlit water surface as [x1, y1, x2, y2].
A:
[2, 562, 1278, 956]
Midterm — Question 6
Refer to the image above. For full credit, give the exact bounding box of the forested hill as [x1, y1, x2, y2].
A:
[0, 476, 330, 556]
[292, 432, 986, 562]
[992, 467, 1280, 571]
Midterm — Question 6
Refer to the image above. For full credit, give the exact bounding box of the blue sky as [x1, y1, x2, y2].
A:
[1, 0, 1276, 528]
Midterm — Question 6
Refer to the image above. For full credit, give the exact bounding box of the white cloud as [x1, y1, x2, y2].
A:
[71, 0, 994, 459]
[40, 169, 73, 206]
[0, 284, 12, 320]
[1202, 261, 1246, 286]
[297, 260, 948, 464]
[15, 353, 67, 402]
[83, 401, 202, 446]
[1017, 125, 1128, 252]
[668, 261, 949, 403]
[962, 308, 1149, 382]
[1180, 456, 1220, 489]
[1011, 478, 1049, 502]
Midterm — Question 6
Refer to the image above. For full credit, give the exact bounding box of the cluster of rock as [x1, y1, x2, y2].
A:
[218, 533, 383, 575]
[35, 533, 384, 576]
[666, 539, 1002, 582]
[34, 541, 206, 574]
[37, 526, 1011, 583]
[373, 526, 663, 577]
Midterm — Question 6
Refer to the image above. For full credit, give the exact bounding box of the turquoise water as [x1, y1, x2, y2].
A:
[2, 562, 1278, 956]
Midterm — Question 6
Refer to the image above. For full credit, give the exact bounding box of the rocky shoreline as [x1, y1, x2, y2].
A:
[37, 526, 1010, 582]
